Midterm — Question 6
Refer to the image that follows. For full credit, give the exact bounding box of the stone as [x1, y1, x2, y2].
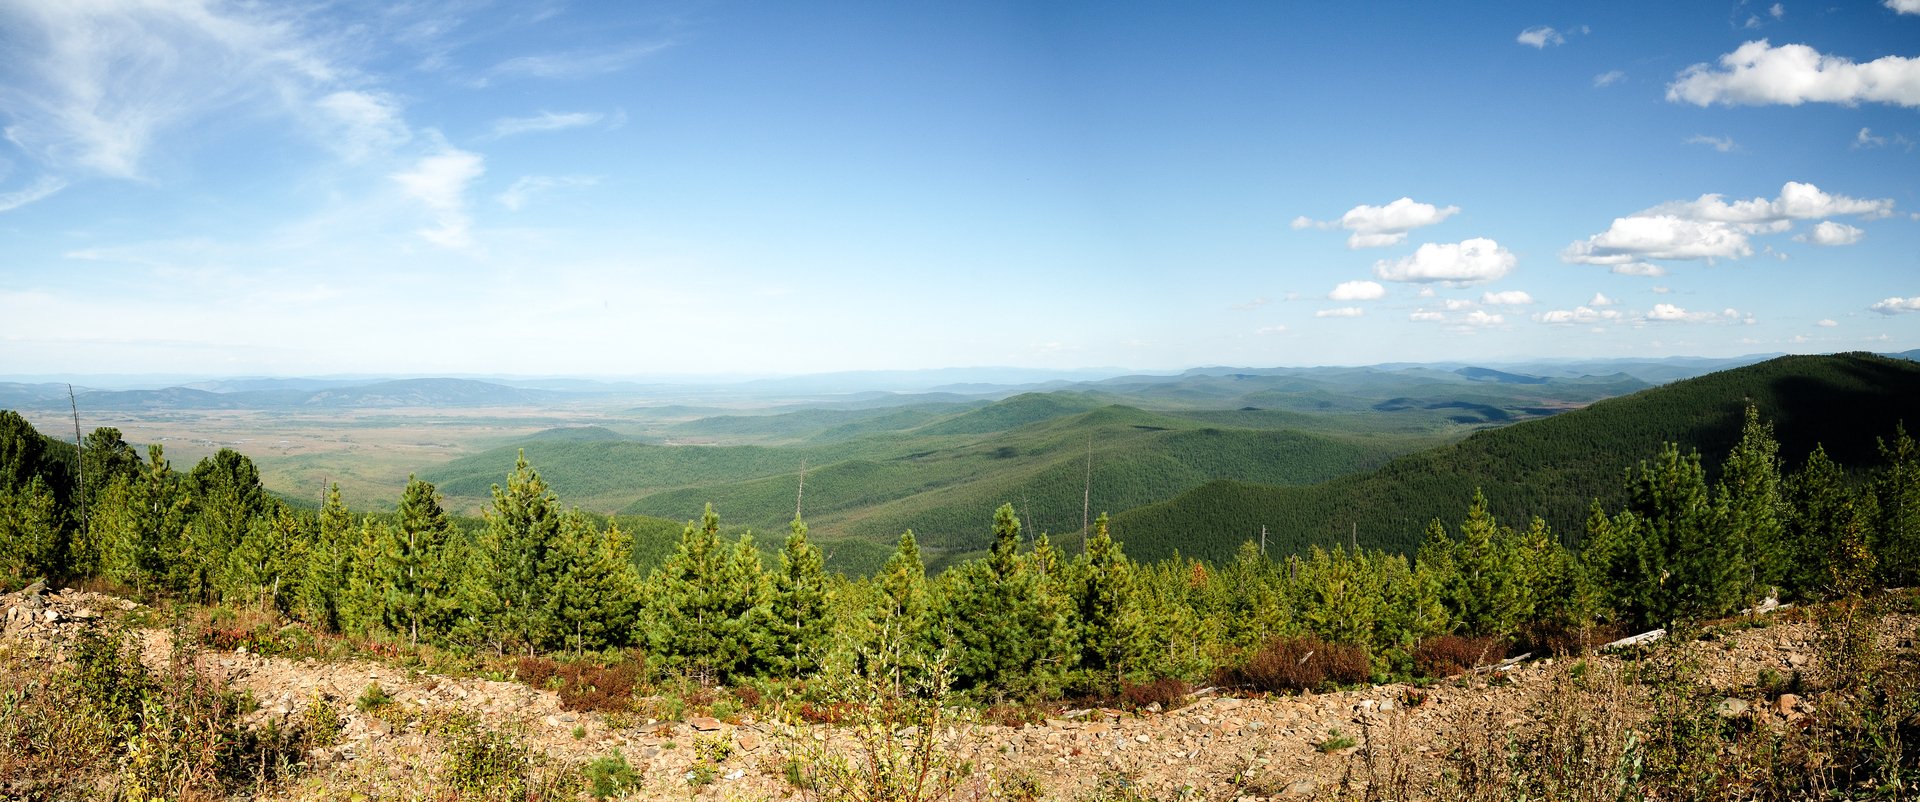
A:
[1283, 779, 1317, 797]
[1715, 698, 1751, 719]
[1775, 694, 1801, 716]
[737, 730, 762, 751]
[688, 716, 725, 732]
[1786, 653, 1810, 668]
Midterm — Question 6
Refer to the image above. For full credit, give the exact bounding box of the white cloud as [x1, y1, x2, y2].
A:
[1408, 311, 1445, 322]
[487, 111, 604, 139]
[1590, 292, 1616, 306]
[1889, 0, 1920, 15]
[0, 176, 66, 212]
[1462, 310, 1504, 326]
[1480, 290, 1534, 305]
[1563, 216, 1752, 264]
[1817, 319, 1838, 327]
[1565, 181, 1893, 271]
[1771, 3, 1786, 18]
[477, 43, 668, 85]
[1645, 181, 1893, 224]
[1517, 26, 1564, 48]
[1870, 296, 1920, 314]
[1797, 221, 1865, 246]
[1441, 298, 1478, 311]
[1231, 297, 1271, 310]
[1647, 303, 1705, 322]
[1668, 40, 1920, 108]
[1535, 306, 1624, 324]
[497, 175, 598, 211]
[1374, 238, 1516, 284]
[393, 146, 485, 248]
[1328, 280, 1386, 301]
[1611, 262, 1667, 277]
[315, 90, 411, 162]
[1594, 70, 1626, 87]
[0, 2, 405, 179]
[1853, 127, 1914, 150]
[1298, 197, 1461, 248]
[1315, 307, 1365, 318]
[1686, 134, 1737, 152]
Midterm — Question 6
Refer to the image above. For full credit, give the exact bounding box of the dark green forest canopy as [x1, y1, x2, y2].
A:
[1113, 352, 1920, 563]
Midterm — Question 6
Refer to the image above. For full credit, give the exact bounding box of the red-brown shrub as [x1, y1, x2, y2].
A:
[1217, 636, 1369, 693]
[730, 684, 763, 710]
[1119, 677, 1192, 710]
[1413, 634, 1507, 678]
[515, 655, 644, 713]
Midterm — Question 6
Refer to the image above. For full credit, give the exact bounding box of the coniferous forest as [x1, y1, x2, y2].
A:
[3, 360, 1917, 700]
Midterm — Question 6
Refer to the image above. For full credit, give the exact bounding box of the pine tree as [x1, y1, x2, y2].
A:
[546, 511, 642, 655]
[0, 476, 64, 584]
[1627, 444, 1738, 626]
[341, 517, 389, 636]
[1874, 423, 1920, 586]
[761, 516, 831, 678]
[644, 504, 767, 684]
[228, 504, 306, 613]
[937, 504, 1071, 699]
[184, 449, 270, 603]
[384, 477, 460, 646]
[298, 484, 354, 632]
[869, 530, 931, 676]
[1073, 513, 1142, 686]
[1784, 446, 1852, 599]
[1716, 404, 1787, 599]
[1445, 490, 1529, 637]
[96, 445, 188, 594]
[460, 453, 564, 653]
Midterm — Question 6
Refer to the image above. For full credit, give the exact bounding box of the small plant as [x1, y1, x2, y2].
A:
[443, 724, 533, 799]
[685, 761, 717, 788]
[585, 751, 642, 800]
[693, 732, 733, 763]
[356, 682, 392, 712]
[1119, 677, 1192, 710]
[572, 724, 587, 740]
[301, 695, 344, 747]
[710, 696, 741, 722]
[1000, 767, 1046, 802]
[1315, 728, 1358, 753]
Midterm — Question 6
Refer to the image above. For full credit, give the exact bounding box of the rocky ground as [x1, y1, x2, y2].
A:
[4, 584, 1915, 801]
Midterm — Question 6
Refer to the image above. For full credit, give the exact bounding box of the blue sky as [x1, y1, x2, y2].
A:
[2, 1, 1917, 378]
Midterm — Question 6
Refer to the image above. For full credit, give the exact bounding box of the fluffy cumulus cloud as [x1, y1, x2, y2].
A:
[1887, 0, 1920, 15]
[1315, 307, 1365, 318]
[1667, 40, 1920, 108]
[1517, 26, 1564, 48]
[1294, 197, 1460, 248]
[1818, 319, 1838, 327]
[1590, 292, 1616, 306]
[1871, 296, 1920, 314]
[1797, 221, 1865, 246]
[1374, 238, 1516, 284]
[1408, 311, 1446, 322]
[393, 146, 485, 248]
[1564, 182, 1893, 271]
[1463, 310, 1504, 326]
[1328, 280, 1387, 301]
[1480, 290, 1534, 306]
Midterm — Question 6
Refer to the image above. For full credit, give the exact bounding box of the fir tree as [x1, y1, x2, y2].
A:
[298, 484, 355, 632]
[384, 477, 460, 646]
[1716, 404, 1787, 599]
[228, 503, 306, 613]
[460, 453, 564, 653]
[1073, 513, 1142, 685]
[1627, 444, 1738, 626]
[1874, 422, 1920, 586]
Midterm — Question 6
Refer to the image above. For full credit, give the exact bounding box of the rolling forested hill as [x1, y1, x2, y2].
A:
[1112, 352, 1920, 564]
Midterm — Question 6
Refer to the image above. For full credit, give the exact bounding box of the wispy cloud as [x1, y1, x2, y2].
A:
[0, 1, 410, 179]
[1593, 70, 1626, 88]
[1517, 26, 1565, 48]
[1686, 134, 1737, 152]
[497, 175, 598, 211]
[475, 42, 669, 86]
[393, 145, 485, 248]
[487, 111, 605, 139]
[0, 176, 67, 212]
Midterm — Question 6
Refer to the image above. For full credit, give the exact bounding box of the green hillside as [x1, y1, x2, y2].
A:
[621, 404, 1413, 570]
[1112, 352, 1920, 564]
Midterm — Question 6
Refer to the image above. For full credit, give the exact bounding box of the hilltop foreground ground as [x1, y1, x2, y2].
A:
[5, 585, 1916, 801]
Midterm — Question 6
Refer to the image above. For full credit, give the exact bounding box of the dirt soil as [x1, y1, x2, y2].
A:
[5, 585, 1916, 801]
